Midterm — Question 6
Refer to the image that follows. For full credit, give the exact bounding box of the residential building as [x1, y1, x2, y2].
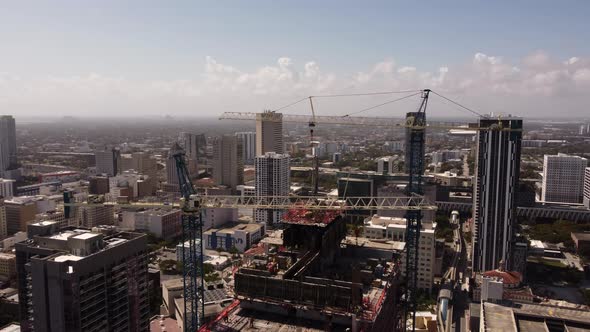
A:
[541, 153, 588, 204]
[583, 167, 590, 208]
[256, 111, 284, 155]
[203, 223, 265, 252]
[212, 135, 244, 191]
[15, 222, 149, 331]
[133, 208, 182, 241]
[472, 116, 522, 273]
[95, 146, 120, 176]
[255, 152, 290, 226]
[376, 156, 396, 174]
[431, 150, 465, 164]
[0, 252, 16, 281]
[236, 132, 256, 164]
[0, 116, 17, 176]
[4, 197, 37, 236]
[363, 214, 436, 290]
[0, 179, 15, 199]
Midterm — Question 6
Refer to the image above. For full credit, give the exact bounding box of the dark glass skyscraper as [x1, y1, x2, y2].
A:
[471, 116, 522, 272]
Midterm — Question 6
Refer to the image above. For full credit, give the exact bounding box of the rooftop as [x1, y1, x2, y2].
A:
[572, 232, 590, 241]
[204, 223, 262, 236]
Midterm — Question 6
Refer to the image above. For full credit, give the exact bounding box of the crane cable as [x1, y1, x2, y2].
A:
[342, 92, 422, 117]
[430, 90, 487, 118]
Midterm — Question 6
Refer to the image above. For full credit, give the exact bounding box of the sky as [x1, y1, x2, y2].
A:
[1, 0, 589, 119]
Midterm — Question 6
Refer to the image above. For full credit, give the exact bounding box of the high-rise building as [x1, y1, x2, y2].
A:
[78, 204, 114, 228]
[236, 132, 256, 164]
[363, 215, 436, 290]
[0, 178, 15, 199]
[256, 111, 284, 155]
[16, 222, 149, 331]
[0, 115, 17, 175]
[472, 116, 522, 273]
[179, 132, 206, 176]
[584, 167, 590, 209]
[255, 152, 290, 226]
[212, 135, 244, 190]
[164, 145, 181, 193]
[541, 153, 588, 204]
[95, 146, 120, 176]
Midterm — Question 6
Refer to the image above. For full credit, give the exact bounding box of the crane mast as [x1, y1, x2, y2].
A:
[171, 143, 205, 330]
[403, 89, 429, 330]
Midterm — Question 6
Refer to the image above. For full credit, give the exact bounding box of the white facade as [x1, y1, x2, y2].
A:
[363, 215, 436, 290]
[480, 276, 504, 303]
[542, 153, 588, 204]
[133, 209, 181, 241]
[376, 156, 396, 174]
[236, 132, 256, 164]
[201, 208, 238, 230]
[0, 179, 15, 199]
[584, 167, 590, 209]
[255, 152, 290, 225]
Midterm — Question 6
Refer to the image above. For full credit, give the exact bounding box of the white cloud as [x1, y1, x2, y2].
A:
[1, 51, 589, 117]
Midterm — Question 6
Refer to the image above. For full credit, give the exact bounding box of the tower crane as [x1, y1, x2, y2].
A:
[219, 89, 521, 331]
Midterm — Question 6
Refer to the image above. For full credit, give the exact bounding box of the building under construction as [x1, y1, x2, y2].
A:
[209, 210, 405, 331]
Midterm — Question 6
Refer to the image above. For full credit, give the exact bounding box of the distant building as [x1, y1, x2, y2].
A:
[236, 132, 256, 165]
[0, 115, 17, 176]
[255, 152, 290, 226]
[256, 111, 284, 155]
[0, 200, 6, 239]
[40, 170, 80, 183]
[4, 197, 37, 236]
[130, 208, 182, 241]
[89, 176, 109, 195]
[15, 223, 149, 331]
[212, 135, 244, 191]
[332, 152, 342, 163]
[77, 204, 114, 228]
[179, 132, 206, 176]
[363, 214, 436, 290]
[542, 153, 587, 204]
[165, 149, 180, 191]
[95, 146, 120, 176]
[472, 116, 522, 273]
[583, 167, 590, 209]
[0, 179, 15, 200]
[376, 156, 396, 174]
[0, 252, 16, 281]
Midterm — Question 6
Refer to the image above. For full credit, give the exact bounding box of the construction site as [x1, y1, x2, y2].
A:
[204, 209, 406, 331]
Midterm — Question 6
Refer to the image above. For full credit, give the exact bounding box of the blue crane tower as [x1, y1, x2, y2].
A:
[403, 89, 430, 331]
[171, 143, 205, 330]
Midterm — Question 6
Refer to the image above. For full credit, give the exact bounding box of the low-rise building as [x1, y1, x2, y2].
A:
[133, 209, 182, 242]
[571, 232, 590, 256]
[204, 223, 265, 252]
[472, 269, 533, 304]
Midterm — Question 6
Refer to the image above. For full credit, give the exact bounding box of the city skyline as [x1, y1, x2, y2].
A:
[1, 1, 589, 118]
